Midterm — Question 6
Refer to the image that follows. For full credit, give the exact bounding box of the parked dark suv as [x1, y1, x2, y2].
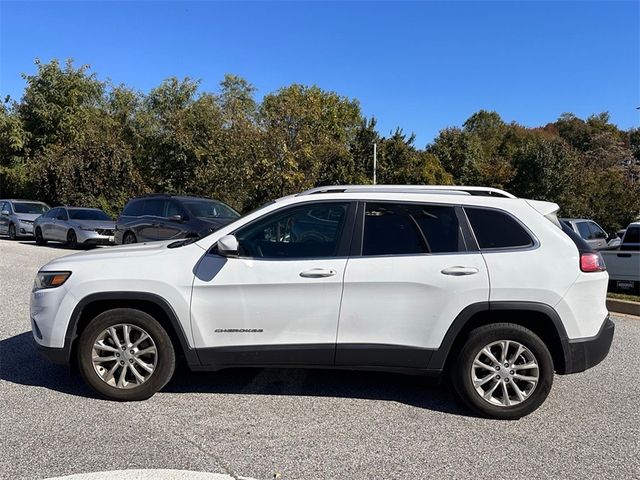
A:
[115, 194, 240, 244]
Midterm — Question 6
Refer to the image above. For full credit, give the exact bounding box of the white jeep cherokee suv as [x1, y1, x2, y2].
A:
[31, 185, 614, 419]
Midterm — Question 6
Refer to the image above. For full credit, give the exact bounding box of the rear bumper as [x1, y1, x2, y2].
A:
[563, 316, 614, 374]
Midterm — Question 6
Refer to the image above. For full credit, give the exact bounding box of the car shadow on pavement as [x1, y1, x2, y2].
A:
[165, 366, 476, 418]
[0, 332, 99, 398]
[1, 331, 475, 417]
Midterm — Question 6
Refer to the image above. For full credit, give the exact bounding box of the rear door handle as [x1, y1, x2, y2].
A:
[300, 268, 337, 278]
[441, 266, 479, 276]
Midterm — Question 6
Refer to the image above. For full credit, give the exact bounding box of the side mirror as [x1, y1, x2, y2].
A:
[217, 234, 239, 256]
[1, 210, 9, 216]
[168, 214, 183, 222]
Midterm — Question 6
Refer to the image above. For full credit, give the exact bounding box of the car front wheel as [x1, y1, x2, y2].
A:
[77, 308, 176, 401]
[451, 323, 553, 420]
[8, 223, 16, 240]
[35, 227, 47, 246]
[123, 231, 137, 244]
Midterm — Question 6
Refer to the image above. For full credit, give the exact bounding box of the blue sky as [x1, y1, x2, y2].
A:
[1, 1, 638, 146]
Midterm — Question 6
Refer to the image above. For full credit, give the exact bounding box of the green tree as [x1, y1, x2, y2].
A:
[254, 84, 362, 204]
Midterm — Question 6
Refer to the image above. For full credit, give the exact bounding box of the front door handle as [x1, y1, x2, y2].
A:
[441, 266, 479, 276]
[300, 268, 337, 278]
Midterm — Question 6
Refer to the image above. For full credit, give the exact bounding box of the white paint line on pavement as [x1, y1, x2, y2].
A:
[44, 469, 258, 480]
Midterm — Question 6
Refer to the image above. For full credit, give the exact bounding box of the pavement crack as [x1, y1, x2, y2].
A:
[172, 430, 240, 479]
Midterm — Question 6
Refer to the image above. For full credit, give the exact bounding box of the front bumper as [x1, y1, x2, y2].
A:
[563, 316, 615, 374]
[17, 222, 34, 236]
[77, 229, 115, 245]
[35, 340, 70, 365]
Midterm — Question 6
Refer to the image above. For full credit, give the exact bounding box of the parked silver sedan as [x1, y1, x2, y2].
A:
[0, 199, 50, 239]
[34, 207, 116, 249]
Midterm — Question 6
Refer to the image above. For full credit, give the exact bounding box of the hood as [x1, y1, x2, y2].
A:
[15, 213, 41, 222]
[68, 220, 116, 229]
[43, 240, 205, 269]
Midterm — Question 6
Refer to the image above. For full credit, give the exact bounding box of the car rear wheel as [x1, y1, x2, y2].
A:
[8, 223, 16, 240]
[67, 229, 79, 249]
[77, 308, 176, 401]
[35, 227, 47, 246]
[451, 322, 553, 420]
[123, 231, 137, 244]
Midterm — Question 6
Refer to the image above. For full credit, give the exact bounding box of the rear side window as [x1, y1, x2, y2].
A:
[142, 199, 165, 217]
[363, 203, 464, 256]
[122, 200, 144, 216]
[466, 208, 533, 249]
[588, 222, 607, 239]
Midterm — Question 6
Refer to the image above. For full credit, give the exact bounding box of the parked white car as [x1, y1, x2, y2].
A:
[31, 185, 613, 419]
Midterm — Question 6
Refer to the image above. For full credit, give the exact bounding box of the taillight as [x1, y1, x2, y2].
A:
[580, 252, 606, 272]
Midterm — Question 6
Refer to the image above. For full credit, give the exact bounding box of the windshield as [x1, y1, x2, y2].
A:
[183, 200, 240, 219]
[68, 209, 112, 221]
[13, 202, 49, 214]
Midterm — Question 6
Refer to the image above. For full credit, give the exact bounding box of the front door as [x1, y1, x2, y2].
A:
[190, 201, 355, 367]
[336, 202, 490, 368]
[156, 200, 187, 240]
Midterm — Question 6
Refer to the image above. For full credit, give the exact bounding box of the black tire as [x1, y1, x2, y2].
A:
[123, 231, 137, 244]
[77, 308, 176, 401]
[451, 323, 554, 420]
[35, 227, 47, 246]
[67, 229, 79, 249]
[8, 223, 17, 240]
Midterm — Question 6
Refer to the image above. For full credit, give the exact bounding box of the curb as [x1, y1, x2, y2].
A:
[607, 298, 640, 317]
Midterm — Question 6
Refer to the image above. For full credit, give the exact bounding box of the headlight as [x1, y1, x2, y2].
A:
[33, 271, 72, 291]
[20, 219, 33, 224]
[80, 226, 95, 231]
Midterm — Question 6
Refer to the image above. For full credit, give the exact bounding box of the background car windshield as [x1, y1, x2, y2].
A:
[68, 209, 111, 221]
[13, 202, 48, 214]
[184, 200, 239, 219]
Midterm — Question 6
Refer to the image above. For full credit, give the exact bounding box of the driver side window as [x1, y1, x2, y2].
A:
[235, 202, 351, 259]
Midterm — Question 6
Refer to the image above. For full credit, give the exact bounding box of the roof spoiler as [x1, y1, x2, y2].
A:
[525, 199, 561, 228]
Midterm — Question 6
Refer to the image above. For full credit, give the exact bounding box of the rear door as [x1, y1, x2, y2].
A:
[137, 199, 164, 241]
[53, 208, 69, 241]
[42, 208, 58, 239]
[336, 201, 489, 369]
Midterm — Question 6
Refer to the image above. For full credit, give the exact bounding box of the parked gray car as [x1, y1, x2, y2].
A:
[0, 199, 50, 239]
[560, 218, 611, 250]
[34, 206, 116, 249]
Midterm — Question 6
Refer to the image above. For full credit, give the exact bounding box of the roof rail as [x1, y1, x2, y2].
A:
[298, 185, 516, 198]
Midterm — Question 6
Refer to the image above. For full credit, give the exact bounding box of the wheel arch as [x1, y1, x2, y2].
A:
[429, 301, 572, 374]
[65, 292, 200, 369]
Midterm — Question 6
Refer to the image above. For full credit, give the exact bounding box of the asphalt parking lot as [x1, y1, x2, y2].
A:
[1, 239, 639, 480]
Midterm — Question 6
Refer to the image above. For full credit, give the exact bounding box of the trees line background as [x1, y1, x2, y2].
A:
[1, 59, 639, 231]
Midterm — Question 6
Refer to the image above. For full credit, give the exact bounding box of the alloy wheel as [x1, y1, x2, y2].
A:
[91, 323, 158, 389]
[471, 340, 539, 407]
